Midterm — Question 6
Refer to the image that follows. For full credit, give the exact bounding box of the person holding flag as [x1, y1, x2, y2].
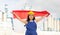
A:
[13, 10, 49, 35]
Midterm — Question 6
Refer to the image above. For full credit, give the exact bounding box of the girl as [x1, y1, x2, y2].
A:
[13, 11, 47, 35]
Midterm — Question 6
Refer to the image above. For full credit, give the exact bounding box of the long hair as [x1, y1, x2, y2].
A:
[27, 15, 35, 22]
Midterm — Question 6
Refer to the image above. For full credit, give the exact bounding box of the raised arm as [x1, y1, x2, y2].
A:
[35, 16, 44, 22]
[13, 12, 27, 24]
[35, 14, 48, 22]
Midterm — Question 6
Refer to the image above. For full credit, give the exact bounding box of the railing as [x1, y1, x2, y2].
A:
[43, 15, 60, 32]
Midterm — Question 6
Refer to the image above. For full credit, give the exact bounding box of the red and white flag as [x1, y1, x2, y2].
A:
[13, 10, 50, 19]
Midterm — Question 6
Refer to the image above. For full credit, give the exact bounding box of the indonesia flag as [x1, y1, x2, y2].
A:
[13, 10, 50, 19]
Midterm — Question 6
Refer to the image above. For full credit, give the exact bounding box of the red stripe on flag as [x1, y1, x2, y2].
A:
[13, 10, 50, 19]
